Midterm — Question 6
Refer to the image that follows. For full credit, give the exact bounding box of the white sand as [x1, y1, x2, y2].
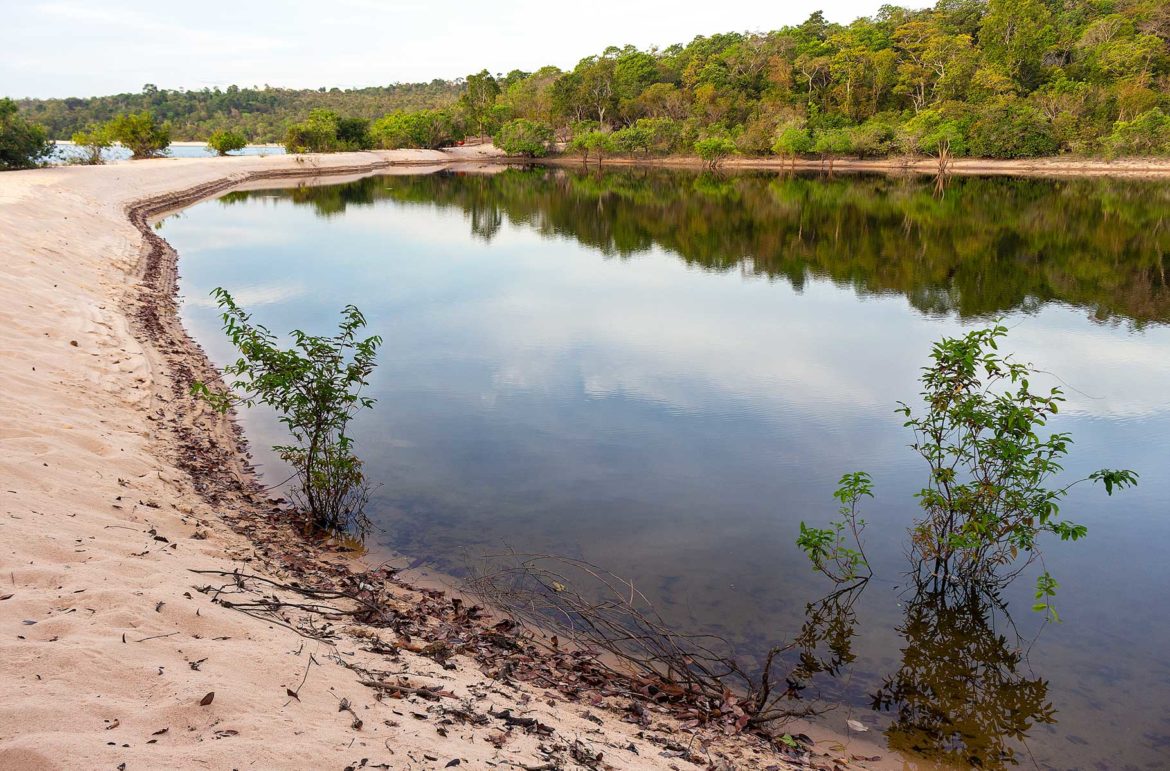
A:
[0, 148, 857, 770]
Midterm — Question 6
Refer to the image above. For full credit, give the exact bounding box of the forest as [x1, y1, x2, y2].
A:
[9, 0, 1170, 159]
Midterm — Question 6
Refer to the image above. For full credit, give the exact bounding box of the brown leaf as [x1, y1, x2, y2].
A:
[286, 688, 299, 700]
[151, 728, 169, 736]
[199, 691, 215, 706]
[0, 593, 13, 601]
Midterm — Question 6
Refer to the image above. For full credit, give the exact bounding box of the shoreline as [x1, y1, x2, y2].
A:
[531, 152, 1170, 178]
[0, 150, 891, 770]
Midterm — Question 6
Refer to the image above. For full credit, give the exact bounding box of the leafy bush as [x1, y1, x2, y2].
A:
[612, 118, 681, 155]
[849, 118, 900, 158]
[1105, 109, 1170, 156]
[812, 128, 854, 157]
[70, 124, 113, 165]
[192, 289, 383, 538]
[108, 111, 171, 159]
[1, 98, 54, 170]
[336, 116, 373, 150]
[771, 125, 813, 159]
[798, 325, 1137, 616]
[370, 109, 458, 150]
[570, 130, 616, 163]
[967, 101, 1058, 158]
[900, 110, 970, 157]
[694, 135, 737, 167]
[207, 129, 247, 156]
[284, 109, 372, 154]
[494, 118, 554, 157]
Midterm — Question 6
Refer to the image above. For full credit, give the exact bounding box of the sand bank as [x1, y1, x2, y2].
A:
[0, 148, 878, 770]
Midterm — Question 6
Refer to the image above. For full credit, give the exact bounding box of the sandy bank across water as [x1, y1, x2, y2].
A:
[1, 149, 905, 770]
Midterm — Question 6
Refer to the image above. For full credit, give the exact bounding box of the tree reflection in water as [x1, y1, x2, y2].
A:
[786, 576, 1054, 769]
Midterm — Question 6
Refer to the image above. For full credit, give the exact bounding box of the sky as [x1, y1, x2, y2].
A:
[3, 0, 930, 99]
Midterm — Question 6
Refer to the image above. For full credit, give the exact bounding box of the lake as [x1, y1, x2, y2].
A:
[163, 167, 1170, 769]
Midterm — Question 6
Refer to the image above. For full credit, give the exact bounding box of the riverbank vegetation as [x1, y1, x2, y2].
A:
[0, 98, 53, 169]
[192, 289, 382, 538]
[8, 0, 1170, 164]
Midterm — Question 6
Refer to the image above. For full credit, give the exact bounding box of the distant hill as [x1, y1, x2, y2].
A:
[17, 81, 462, 142]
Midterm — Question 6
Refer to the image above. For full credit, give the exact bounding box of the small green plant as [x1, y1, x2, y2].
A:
[1033, 571, 1060, 622]
[207, 129, 248, 156]
[901, 324, 1136, 592]
[70, 124, 113, 164]
[192, 289, 382, 538]
[798, 324, 1137, 615]
[796, 472, 873, 583]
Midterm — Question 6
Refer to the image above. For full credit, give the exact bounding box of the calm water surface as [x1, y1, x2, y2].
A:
[163, 169, 1170, 769]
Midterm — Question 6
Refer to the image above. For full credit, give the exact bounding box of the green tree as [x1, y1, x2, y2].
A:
[772, 124, 814, 163]
[70, 124, 113, 165]
[494, 118, 554, 157]
[207, 129, 247, 156]
[284, 109, 351, 153]
[192, 289, 382, 538]
[108, 111, 171, 159]
[0, 98, 54, 170]
[694, 135, 737, 168]
[966, 100, 1057, 158]
[461, 69, 501, 139]
[979, 0, 1055, 89]
[571, 129, 616, 165]
[1106, 109, 1170, 156]
[371, 109, 458, 149]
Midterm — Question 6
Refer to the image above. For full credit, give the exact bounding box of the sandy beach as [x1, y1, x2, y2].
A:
[0, 148, 888, 770]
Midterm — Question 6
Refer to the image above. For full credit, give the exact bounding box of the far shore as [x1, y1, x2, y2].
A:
[0, 148, 898, 770]
[531, 151, 1170, 178]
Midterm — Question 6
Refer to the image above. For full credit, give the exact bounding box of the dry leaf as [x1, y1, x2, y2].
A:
[199, 691, 215, 706]
[846, 719, 869, 732]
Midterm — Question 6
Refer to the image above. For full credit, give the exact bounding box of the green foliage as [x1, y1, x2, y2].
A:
[1106, 109, 1170, 156]
[570, 130, 616, 163]
[899, 324, 1136, 592]
[108, 111, 171, 159]
[494, 118, 554, 157]
[812, 127, 854, 157]
[70, 124, 113, 165]
[191, 289, 382, 538]
[16, 82, 461, 144]
[797, 472, 874, 583]
[966, 100, 1058, 158]
[207, 129, 247, 156]
[461, 69, 502, 138]
[694, 135, 737, 167]
[901, 109, 969, 157]
[797, 324, 1138, 611]
[772, 125, 813, 158]
[370, 109, 458, 150]
[611, 118, 682, 155]
[0, 98, 54, 170]
[284, 109, 371, 154]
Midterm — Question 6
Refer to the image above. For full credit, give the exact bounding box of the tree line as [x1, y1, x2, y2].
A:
[230, 167, 1170, 326]
[4, 0, 1170, 169]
